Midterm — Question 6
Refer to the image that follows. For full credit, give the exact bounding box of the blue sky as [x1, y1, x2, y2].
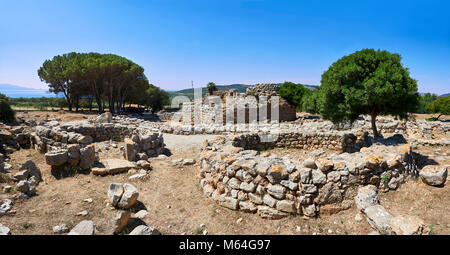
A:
[0, 0, 449, 94]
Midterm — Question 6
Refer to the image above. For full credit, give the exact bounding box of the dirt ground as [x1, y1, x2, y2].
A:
[1, 132, 449, 235]
[1, 111, 449, 235]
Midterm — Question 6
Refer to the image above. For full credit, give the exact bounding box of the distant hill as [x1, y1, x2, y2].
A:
[0, 84, 62, 98]
[440, 93, 450, 97]
[168, 83, 319, 100]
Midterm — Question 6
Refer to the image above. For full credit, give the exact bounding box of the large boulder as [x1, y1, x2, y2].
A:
[419, 166, 447, 186]
[68, 220, 95, 235]
[355, 185, 379, 211]
[45, 150, 68, 166]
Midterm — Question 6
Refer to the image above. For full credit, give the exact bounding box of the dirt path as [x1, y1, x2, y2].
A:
[162, 134, 217, 155]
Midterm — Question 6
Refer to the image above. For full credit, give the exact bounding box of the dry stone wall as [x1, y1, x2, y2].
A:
[29, 118, 164, 175]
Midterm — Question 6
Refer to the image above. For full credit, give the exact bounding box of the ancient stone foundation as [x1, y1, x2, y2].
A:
[198, 136, 417, 218]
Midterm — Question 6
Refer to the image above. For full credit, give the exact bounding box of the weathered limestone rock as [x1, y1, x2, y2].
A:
[129, 225, 161, 235]
[303, 204, 317, 217]
[136, 160, 151, 170]
[79, 144, 95, 170]
[134, 210, 149, 219]
[257, 205, 289, 219]
[355, 185, 379, 211]
[363, 205, 392, 234]
[239, 201, 257, 213]
[108, 183, 124, 206]
[182, 158, 196, 165]
[390, 215, 424, 235]
[124, 138, 136, 161]
[113, 211, 131, 234]
[303, 158, 317, 169]
[18, 160, 41, 181]
[267, 184, 286, 199]
[117, 183, 139, 209]
[92, 167, 107, 176]
[13, 170, 29, 181]
[0, 199, 13, 214]
[68, 220, 95, 235]
[219, 197, 239, 210]
[311, 169, 327, 185]
[276, 200, 296, 213]
[53, 224, 70, 234]
[103, 159, 136, 174]
[263, 194, 278, 208]
[419, 166, 447, 186]
[15, 180, 36, 196]
[0, 225, 11, 235]
[45, 150, 68, 166]
[94, 112, 112, 123]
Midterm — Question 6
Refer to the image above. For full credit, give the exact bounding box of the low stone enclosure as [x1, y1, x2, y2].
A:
[198, 135, 433, 219]
[27, 114, 165, 176]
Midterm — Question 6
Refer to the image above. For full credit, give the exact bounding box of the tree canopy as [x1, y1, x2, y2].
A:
[418, 93, 438, 114]
[426, 95, 450, 120]
[319, 49, 419, 137]
[278, 82, 309, 109]
[206, 82, 217, 95]
[38, 52, 168, 114]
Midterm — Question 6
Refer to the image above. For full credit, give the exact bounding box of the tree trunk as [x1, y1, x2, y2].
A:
[89, 98, 93, 112]
[371, 113, 379, 138]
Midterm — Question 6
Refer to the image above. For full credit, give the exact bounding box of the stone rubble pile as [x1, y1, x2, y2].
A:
[245, 83, 280, 96]
[107, 183, 161, 235]
[198, 136, 418, 219]
[27, 117, 164, 176]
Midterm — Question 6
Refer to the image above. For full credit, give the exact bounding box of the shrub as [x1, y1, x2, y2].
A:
[0, 93, 16, 123]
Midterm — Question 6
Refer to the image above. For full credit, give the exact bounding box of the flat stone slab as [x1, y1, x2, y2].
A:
[102, 159, 136, 174]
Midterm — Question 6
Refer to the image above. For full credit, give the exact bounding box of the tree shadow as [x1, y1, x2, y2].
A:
[50, 165, 92, 180]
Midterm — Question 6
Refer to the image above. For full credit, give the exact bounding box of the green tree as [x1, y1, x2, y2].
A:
[278, 82, 309, 109]
[319, 49, 419, 138]
[0, 93, 15, 123]
[418, 93, 438, 113]
[206, 82, 217, 95]
[426, 96, 450, 120]
[146, 85, 170, 113]
[301, 89, 323, 114]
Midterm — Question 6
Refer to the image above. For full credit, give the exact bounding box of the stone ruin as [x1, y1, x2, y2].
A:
[198, 135, 418, 218]
[27, 113, 165, 177]
[246, 83, 280, 96]
[178, 83, 296, 125]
